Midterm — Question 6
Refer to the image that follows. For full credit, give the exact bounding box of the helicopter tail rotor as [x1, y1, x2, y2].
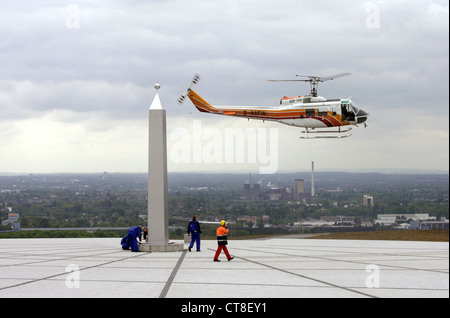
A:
[178, 73, 201, 105]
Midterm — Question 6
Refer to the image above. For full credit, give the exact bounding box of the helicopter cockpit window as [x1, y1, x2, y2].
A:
[349, 101, 359, 113]
[341, 103, 356, 122]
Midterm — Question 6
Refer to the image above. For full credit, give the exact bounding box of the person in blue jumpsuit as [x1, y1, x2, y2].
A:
[187, 215, 202, 252]
[120, 235, 130, 250]
[121, 226, 146, 252]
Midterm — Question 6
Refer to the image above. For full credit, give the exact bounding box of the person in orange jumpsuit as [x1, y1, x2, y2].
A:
[213, 220, 234, 262]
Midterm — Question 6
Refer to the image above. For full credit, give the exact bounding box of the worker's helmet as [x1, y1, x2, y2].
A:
[220, 220, 226, 226]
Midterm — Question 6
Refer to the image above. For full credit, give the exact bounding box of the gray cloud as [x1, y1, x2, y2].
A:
[0, 0, 448, 173]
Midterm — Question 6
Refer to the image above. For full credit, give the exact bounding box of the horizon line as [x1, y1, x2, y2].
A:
[1, 168, 448, 176]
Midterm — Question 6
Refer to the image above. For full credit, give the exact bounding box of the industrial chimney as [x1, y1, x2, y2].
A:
[311, 161, 315, 197]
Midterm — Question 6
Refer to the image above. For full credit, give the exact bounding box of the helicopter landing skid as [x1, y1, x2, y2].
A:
[300, 127, 352, 139]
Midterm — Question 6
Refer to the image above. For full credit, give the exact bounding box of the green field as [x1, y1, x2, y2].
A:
[307, 230, 449, 242]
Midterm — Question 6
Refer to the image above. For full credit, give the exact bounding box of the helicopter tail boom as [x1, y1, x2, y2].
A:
[187, 90, 218, 114]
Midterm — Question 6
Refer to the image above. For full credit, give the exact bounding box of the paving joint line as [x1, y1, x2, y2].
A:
[159, 249, 187, 298]
[0, 251, 147, 292]
[234, 247, 449, 274]
[235, 254, 377, 298]
[205, 247, 376, 298]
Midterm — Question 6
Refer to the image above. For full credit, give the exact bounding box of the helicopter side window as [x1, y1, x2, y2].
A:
[305, 109, 315, 117]
[331, 105, 338, 116]
[318, 108, 327, 116]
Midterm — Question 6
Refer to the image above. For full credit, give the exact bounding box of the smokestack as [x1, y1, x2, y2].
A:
[311, 161, 315, 197]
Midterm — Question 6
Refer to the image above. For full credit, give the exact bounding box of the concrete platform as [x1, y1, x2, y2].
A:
[138, 241, 184, 252]
[0, 237, 447, 299]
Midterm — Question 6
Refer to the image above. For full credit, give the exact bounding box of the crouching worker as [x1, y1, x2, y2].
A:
[213, 220, 234, 262]
[121, 226, 147, 252]
[120, 235, 130, 250]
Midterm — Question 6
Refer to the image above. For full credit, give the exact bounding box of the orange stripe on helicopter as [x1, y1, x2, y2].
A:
[188, 90, 218, 113]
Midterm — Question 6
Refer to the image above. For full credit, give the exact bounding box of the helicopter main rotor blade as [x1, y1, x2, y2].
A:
[267, 79, 310, 82]
[319, 72, 353, 81]
[296, 73, 353, 82]
[269, 73, 352, 97]
[295, 75, 321, 81]
[269, 73, 352, 83]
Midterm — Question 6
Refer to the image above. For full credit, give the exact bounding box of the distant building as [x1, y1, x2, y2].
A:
[243, 182, 261, 200]
[269, 188, 283, 201]
[237, 215, 259, 224]
[294, 179, 305, 200]
[1, 212, 20, 226]
[363, 195, 374, 207]
[243, 183, 251, 195]
[403, 219, 448, 230]
[417, 220, 449, 230]
[376, 213, 436, 226]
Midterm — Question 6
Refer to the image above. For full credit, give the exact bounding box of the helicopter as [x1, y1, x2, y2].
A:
[178, 73, 368, 139]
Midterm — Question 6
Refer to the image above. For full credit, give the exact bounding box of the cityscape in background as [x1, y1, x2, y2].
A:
[1, 170, 448, 237]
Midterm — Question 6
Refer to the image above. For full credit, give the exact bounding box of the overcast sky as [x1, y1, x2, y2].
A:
[0, 0, 448, 174]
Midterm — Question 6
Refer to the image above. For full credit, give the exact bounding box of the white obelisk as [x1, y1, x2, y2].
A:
[148, 83, 169, 244]
[140, 83, 182, 252]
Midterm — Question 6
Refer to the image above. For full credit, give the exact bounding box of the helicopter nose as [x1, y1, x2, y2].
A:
[356, 109, 368, 124]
